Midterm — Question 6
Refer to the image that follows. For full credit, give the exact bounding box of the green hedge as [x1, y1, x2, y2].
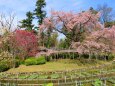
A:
[43, 83, 53, 86]
[108, 54, 115, 60]
[15, 59, 20, 68]
[25, 56, 46, 66]
[25, 58, 37, 66]
[0, 61, 9, 72]
[0, 59, 20, 72]
[36, 56, 46, 65]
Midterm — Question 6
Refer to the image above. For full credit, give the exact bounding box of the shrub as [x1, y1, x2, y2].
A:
[25, 56, 46, 66]
[0, 51, 20, 68]
[46, 56, 52, 61]
[0, 61, 9, 72]
[93, 79, 102, 86]
[108, 54, 115, 60]
[82, 54, 89, 59]
[15, 59, 20, 67]
[51, 74, 60, 79]
[36, 56, 46, 65]
[25, 58, 37, 66]
[19, 60, 25, 65]
[43, 83, 53, 86]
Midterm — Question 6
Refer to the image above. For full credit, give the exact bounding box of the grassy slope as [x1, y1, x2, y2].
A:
[6, 59, 111, 73]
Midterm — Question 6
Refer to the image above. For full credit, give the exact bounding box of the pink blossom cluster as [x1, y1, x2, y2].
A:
[75, 25, 115, 55]
[39, 10, 102, 32]
[76, 41, 110, 55]
[39, 10, 115, 55]
[72, 26, 115, 54]
[9, 30, 38, 59]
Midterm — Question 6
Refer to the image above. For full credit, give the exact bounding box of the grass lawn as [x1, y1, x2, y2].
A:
[5, 59, 111, 73]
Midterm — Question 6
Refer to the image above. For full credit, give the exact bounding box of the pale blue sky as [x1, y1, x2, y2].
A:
[0, 0, 114, 21]
[0, 0, 114, 39]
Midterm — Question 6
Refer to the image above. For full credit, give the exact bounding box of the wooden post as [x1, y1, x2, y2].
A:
[73, 52, 74, 59]
[57, 53, 59, 59]
[66, 52, 68, 59]
[80, 81, 81, 86]
[26, 73, 27, 85]
[71, 75, 73, 82]
[17, 73, 18, 84]
[69, 52, 71, 59]
[104, 79, 106, 86]
[37, 73, 39, 84]
[7, 83, 10, 86]
[12, 83, 14, 86]
[63, 53, 64, 59]
[80, 70, 81, 77]
[58, 79, 60, 85]
[65, 76, 66, 83]
[75, 81, 78, 86]
[55, 53, 56, 61]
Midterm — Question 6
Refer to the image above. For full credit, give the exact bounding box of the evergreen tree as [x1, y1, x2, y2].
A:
[34, 0, 46, 25]
[33, 0, 46, 46]
[89, 7, 98, 14]
[19, 11, 34, 31]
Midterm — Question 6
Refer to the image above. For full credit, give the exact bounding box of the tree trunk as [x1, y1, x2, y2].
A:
[89, 53, 91, 60]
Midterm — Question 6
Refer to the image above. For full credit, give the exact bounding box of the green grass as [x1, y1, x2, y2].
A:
[51, 74, 60, 79]
[38, 75, 48, 79]
[18, 75, 28, 79]
[5, 59, 111, 73]
[28, 74, 38, 79]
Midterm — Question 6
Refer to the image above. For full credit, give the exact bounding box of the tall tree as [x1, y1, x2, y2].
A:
[97, 4, 112, 24]
[19, 11, 34, 31]
[39, 10, 101, 45]
[34, 0, 46, 25]
[34, 0, 46, 46]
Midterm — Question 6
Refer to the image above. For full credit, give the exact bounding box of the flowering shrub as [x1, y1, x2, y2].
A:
[0, 51, 20, 71]
[9, 30, 38, 60]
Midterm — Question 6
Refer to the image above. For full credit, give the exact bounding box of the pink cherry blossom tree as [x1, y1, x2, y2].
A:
[89, 25, 115, 52]
[75, 40, 110, 60]
[73, 25, 115, 60]
[39, 10, 102, 43]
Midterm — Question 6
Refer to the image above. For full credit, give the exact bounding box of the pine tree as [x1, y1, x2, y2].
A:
[19, 11, 34, 31]
[34, 0, 46, 25]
